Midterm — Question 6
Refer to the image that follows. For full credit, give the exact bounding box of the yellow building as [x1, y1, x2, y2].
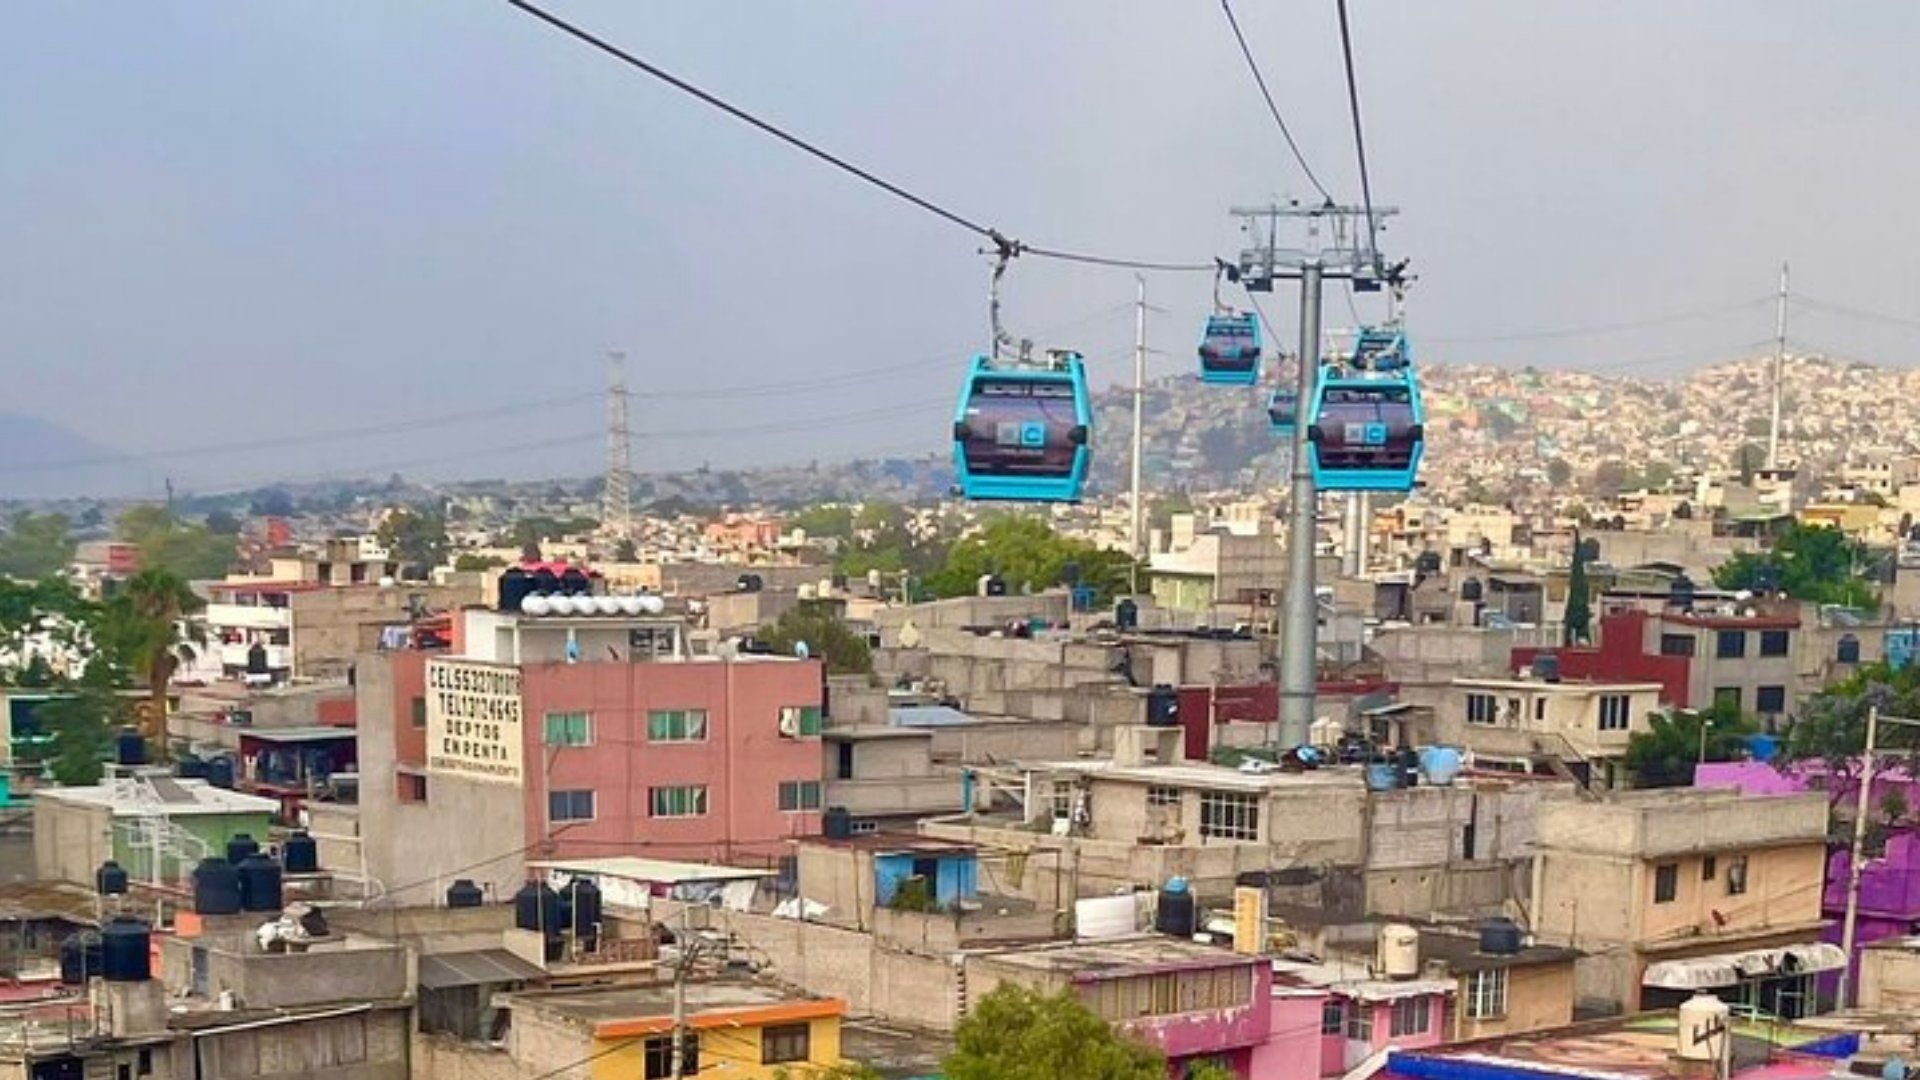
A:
[1531, 790, 1837, 1018]
[510, 983, 846, 1080]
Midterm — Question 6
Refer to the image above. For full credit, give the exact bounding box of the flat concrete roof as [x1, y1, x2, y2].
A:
[35, 778, 280, 817]
[977, 935, 1261, 977]
[528, 856, 773, 885]
[1048, 760, 1365, 794]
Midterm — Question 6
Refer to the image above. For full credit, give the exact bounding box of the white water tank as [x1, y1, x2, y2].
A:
[1377, 923, 1420, 979]
[1676, 992, 1730, 1062]
[521, 593, 551, 617]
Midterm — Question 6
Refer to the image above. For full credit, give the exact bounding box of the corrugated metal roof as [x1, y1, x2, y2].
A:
[417, 949, 545, 990]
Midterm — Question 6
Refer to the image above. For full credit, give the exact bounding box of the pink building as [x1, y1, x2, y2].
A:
[357, 605, 826, 898]
[1266, 959, 1451, 1076]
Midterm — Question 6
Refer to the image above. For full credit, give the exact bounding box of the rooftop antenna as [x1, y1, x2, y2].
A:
[1766, 261, 1789, 471]
[602, 350, 633, 540]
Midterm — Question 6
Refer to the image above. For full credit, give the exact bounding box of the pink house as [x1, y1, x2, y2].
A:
[1259, 960, 1451, 1078]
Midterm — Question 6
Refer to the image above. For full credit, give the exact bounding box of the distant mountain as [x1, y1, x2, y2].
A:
[0, 413, 131, 500]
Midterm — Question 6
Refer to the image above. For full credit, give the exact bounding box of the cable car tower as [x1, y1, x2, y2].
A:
[1234, 200, 1403, 749]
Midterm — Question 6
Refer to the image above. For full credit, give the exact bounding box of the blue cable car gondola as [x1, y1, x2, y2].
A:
[1305, 326, 1424, 492]
[1267, 387, 1299, 435]
[1198, 313, 1262, 385]
[952, 353, 1091, 502]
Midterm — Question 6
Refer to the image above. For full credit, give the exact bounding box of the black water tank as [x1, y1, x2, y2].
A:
[1416, 551, 1443, 575]
[498, 567, 533, 612]
[1670, 573, 1697, 610]
[513, 881, 562, 933]
[207, 757, 236, 789]
[59, 932, 102, 985]
[175, 755, 209, 780]
[246, 642, 269, 676]
[192, 857, 243, 915]
[114, 728, 146, 766]
[95, 860, 128, 896]
[1060, 561, 1081, 586]
[1154, 879, 1196, 938]
[822, 806, 853, 840]
[737, 573, 764, 593]
[446, 879, 484, 909]
[1460, 578, 1485, 602]
[982, 575, 1006, 597]
[1478, 917, 1523, 955]
[1533, 654, 1562, 683]
[237, 853, 283, 912]
[559, 568, 591, 596]
[282, 830, 319, 874]
[1115, 598, 1140, 631]
[531, 568, 561, 594]
[1146, 685, 1180, 726]
[225, 833, 260, 865]
[100, 917, 151, 982]
[567, 878, 603, 948]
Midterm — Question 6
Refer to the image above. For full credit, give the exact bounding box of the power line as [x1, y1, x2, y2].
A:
[1218, 0, 1332, 204]
[1333, 0, 1379, 261]
[500, 0, 1210, 274]
[1791, 294, 1920, 334]
[1424, 296, 1774, 345]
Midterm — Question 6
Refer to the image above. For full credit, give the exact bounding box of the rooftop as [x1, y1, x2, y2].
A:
[526, 856, 774, 886]
[1385, 1011, 1852, 1080]
[803, 833, 977, 856]
[513, 980, 843, 1038]
[1048, 760, 1367, 794]
[976, 935, 1263, 977]
[34, 775, 280, 817]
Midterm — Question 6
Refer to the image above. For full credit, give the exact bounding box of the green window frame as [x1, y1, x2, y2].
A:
[648, 709, 709, 743]
[542, 711, 592, 747]
[650, 785, 709, 818]
[779, 705, 824, 737]
[778, 780, 822, 812]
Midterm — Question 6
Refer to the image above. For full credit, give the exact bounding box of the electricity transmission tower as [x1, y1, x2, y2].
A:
[1234, 199, 1401, 749]
[602, 350, 633, 540]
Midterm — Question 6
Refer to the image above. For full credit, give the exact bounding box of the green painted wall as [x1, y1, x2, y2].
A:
[114, 812, 275, 882]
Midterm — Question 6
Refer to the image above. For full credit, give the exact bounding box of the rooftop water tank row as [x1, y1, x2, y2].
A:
[499, 567, 596, 610]
[520, 593, 665, 618]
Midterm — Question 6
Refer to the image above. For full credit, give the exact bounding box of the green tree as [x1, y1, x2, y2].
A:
[1591, 460, 1632, 497]
[758, 603, 872, 676]
[1624, 699, 1758, 789]
[378, 508, 449, 575]
[0, 577, 95, 684]
[924, 516, 1136, 606]
[0, 512, 76, 579]
[613, 537, 638, 562]
[116, 506, 235, 579]
[1564, 531, 1593, 646]
[452, 553, 505, 572]
[96, 569, 205, 759]
[943, 985, 1165, 1080]
[1780, 660, 1920, 780]
[1546, 459, 1573, 487]
[773, 1066, 883, 1080]
[203, 508, 242, 535]
[1712, 521, 1878, 608]
[36, 686, 125, 785]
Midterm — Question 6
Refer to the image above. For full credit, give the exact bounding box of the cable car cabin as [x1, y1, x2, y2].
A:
[1306, 371, 1425, 492]
[1350, 325, 1409, 371]
[1198, 313, 1262, 385]
[952, 354, 1091, 502]
[1267, 387, 1300, 434]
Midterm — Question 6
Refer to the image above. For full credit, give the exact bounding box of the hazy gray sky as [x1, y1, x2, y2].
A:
[3, 1, 1918, 496]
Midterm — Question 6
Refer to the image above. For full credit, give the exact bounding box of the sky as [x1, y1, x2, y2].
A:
[2, 1, 1918, 497]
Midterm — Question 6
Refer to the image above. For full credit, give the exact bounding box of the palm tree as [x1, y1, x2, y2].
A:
[101, 569, 205, 760]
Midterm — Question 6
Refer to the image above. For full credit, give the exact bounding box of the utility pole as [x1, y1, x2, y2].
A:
[1129, 274, 1148, 594]
[1766, 262, 1789, 471]
[1235, 201, 1399, 749]
[1840, 706, 1920, 1008]
[603, 350, 634, 542]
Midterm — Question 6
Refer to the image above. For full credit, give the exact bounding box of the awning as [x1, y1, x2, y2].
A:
[1642, 942, 1846, 990]
[418, 949, 546, 990]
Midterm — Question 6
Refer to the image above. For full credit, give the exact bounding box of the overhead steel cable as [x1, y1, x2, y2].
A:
[1333, 0, 1380, 262]
[1219, 0, 1333, 204]
[1425, 296, 1775, 345]
[501, 0, 1211, 273]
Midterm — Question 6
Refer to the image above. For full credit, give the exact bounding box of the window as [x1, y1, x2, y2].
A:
[410, 696, 427, 729]
[1716, 630, 1747, 659]
[1702, 855, 1717, 881]
[1756, 686, 1787, 715]
[548, 789, 594, 822]
[1726, 854, 1748, 896]
[542, 711, 591, 747]
[1346, 1006, 1373, 1041]
[643, 1034, 698, 1080]
[1199, 791, 1259, 841]
[1466, 693, 1498, 725]
[849, 820, 879, 835]
[1148, 785, 1182, 807]
[1051, 786, 1079, 821]
[399, 774, 428, 803]
[649, 785, 708, 818]
[778, 780, 822, 811]
[1465, 969, 1508, 1019]
[1714, 687, 1742, 712]
[1598, 694, 1632, 732]
[1390, 996, 1430, 1037]
[1321, 1000, 1344, 1035]
[1078, 968, 1251, 1022]
[1654, 862, 1679, 904]
[1660, 634, 1697, 657]
[761, 1023, 810, 1065]
[648, 709, 708, 742]
[1759, 630, 1791, 657]
[1534, 697, 1547, 722]
[836, 741, 855, 780]
[1838, 635, 1862, 664]
[779, 705, 824, 737]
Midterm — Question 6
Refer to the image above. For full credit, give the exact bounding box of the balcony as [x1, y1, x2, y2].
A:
[218, 643, 292, 670]
[205, 602, 293, 632]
